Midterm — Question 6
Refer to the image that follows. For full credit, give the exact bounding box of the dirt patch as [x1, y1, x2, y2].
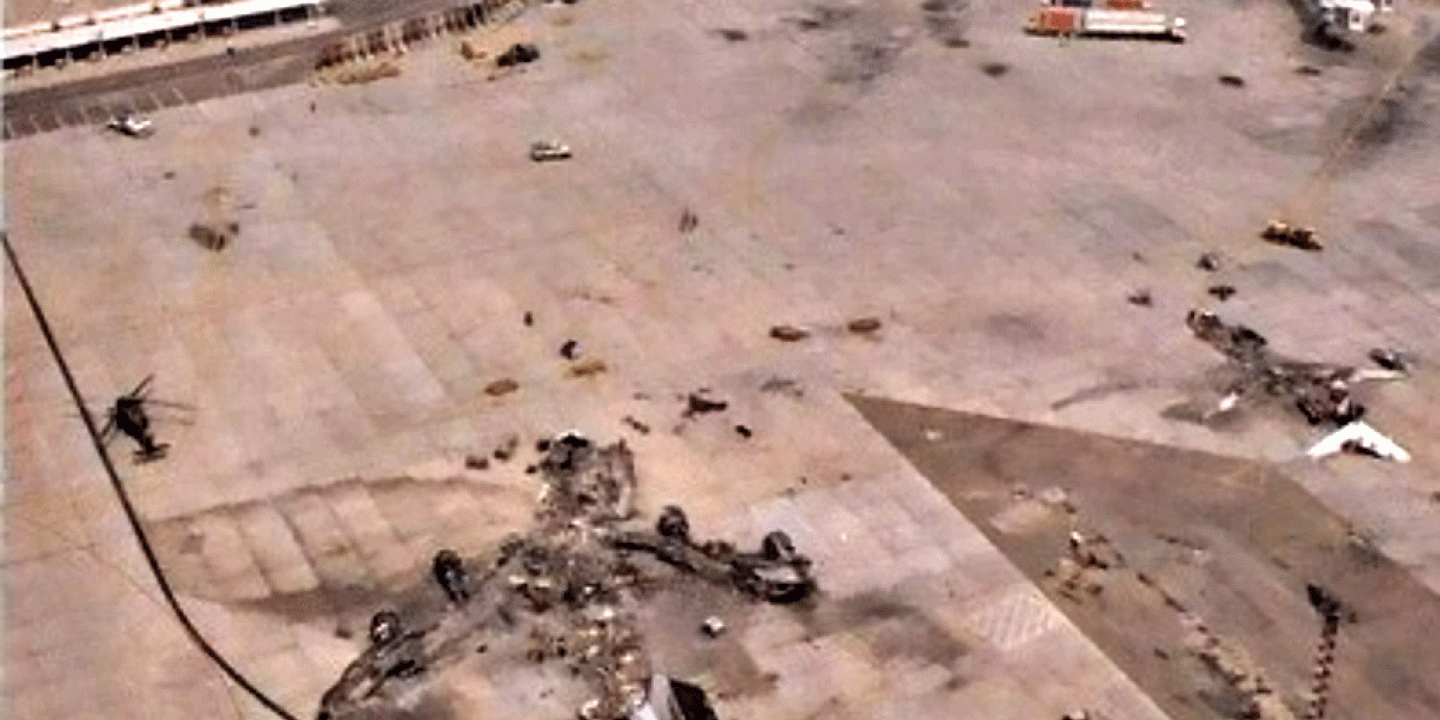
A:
[920, 0, 969, 47]
[983, 312, 1046, 346]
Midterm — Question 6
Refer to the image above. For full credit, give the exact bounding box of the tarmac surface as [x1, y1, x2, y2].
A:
[5, 0, 1440, 718]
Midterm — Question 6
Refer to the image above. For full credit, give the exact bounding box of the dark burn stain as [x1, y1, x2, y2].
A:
[795, 590, 970, 667]
[983, 312, 1046, 346]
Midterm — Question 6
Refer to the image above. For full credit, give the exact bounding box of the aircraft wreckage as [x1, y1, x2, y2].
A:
[316, 433, 816, 720]
[1185, 309, 1412, 461]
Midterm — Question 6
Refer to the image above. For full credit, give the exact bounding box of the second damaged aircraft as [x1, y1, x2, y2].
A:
[1185, 309, 1411, 461]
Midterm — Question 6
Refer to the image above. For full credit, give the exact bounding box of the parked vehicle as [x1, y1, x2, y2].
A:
[529, 140, 572, 162]
[1047, 0, 1150, 10]
[1026, 7, 1186, 41]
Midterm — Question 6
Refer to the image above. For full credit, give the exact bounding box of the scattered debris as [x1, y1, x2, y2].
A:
[700, 617, 726, 637]
[485, 378, 520, 396]
[678, 208, 699, 233]
[493, 433, 520, 462]
[1306, 421, 1411, 462]
[248, 125, 262, 137]
[530, 140, 573, 162]
[1207, 284, 1237, 301]
[846, 317, 883, 334]
[769, 325, 810, 341]
[1197, 252, 1221, 271]
[713, 28, 749, 41]
[465, 454, 490, 471]
[1261, 220, 1322, 251]
[1296, 64, 1322, 75]
[1218, 74, 1245, 87]
[1127, 289, 1153, 306]
[981, 61, 1009, 76]
[496, 42, 540, 67]
[524, 311, 535, 327]
[570, 359, 608, 377]
[1368, 348, 1407, 372]
[734, 424, 752, 439]
[188, 221, 237, 251]
[622, 416, 651, 435]
[561, 340, 580, 360]
[684, 393, 728, 417]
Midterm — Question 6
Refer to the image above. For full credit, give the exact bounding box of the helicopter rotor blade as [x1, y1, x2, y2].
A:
[144, 399, 196, 411]
[127, 374, 155, 400]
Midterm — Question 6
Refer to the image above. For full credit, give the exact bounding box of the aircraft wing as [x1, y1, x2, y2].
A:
[1306, 421, 1411, 463]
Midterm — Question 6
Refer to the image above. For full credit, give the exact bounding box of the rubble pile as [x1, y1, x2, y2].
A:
[316, 434, 816, 720]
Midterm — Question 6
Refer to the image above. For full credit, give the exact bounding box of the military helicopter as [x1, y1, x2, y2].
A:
[95, 375, 193, 463]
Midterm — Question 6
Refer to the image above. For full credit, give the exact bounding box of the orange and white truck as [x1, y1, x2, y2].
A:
[1026, 6, 1186, 41]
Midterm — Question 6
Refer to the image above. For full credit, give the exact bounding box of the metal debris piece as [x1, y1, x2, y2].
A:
[1207, 284, 1237, 301]
[700, 617, 726, 637]
[769, 325, 810, 341]
[684, 393, 728, 416]
[734, 424, 752, 438]
[494, 433, 521, 461]
[486, 378, 520, 396]
[188, 221, 237, 251]
[1218, 74, 1245, 87]
[525, 311, 535, 326]
[1127, 289, 1153, 306]
[622, 416, 651, 434]
[562, 340, 581, 359]
[465, 454, 490, 471]
[846, 317, 883, 333]
[1197, 252, 1221, 271]
[1261, 220, 1322, 251]
[433, 550, 470, 604]
[497, 42, 540, 67]
[1368, 348, 1407, 372]
[679, 209, 699, 233]
[570, 359, 608, 377]
[713, 28, 748, 41]
[1296, 64, 1322, 75]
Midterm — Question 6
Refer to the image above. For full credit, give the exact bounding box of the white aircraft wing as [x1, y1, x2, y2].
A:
[1306, 421, 1411, 463]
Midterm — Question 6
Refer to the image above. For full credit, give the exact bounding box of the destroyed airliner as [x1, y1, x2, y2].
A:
[1185, 309, 1408, 426]
[315, 432, 816, 720]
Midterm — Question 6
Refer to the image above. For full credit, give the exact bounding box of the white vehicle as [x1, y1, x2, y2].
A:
[1080, 9, 1186, 41]
[107, 113, 154, 137]
[1309, 0, 1394, 40]
[529, 140, 571, 161]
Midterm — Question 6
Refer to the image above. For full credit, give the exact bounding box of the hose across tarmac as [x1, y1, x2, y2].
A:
[3, 232, 302, 720]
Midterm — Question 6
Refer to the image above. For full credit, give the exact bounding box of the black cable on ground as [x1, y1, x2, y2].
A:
[3, 232, 302, 720]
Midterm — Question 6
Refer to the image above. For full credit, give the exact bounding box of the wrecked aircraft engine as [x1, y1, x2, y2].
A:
[316, 435, 816, 720]
[1185, 309, 1406, 426]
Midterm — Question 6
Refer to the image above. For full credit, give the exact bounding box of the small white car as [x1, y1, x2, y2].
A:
[529, 140, 571, 162]
[107, 113, 154, 137]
